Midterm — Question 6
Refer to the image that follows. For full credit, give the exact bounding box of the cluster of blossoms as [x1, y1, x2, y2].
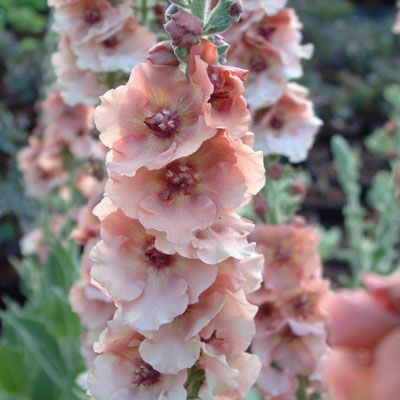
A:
[324, 273, 400, 399]
[18, 0, 156, 373]
[86, 27, 266, 397]
[249, 220, 329, 399]
[224, 0, 321, 162]
[51, 0, 156, 106]
[18, 90, 102, 200]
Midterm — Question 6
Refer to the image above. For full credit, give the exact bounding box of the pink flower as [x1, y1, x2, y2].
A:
[107, 133, 263, 244]
[147, 41, 179, 67]
[20, 215, 66, 262]
[189, 39, 250, 138]
[70, 180, 104, 245]
[252, 83, 322, 162]
[17, 136, 67, 199]
[249, 223, 322, 292]
[73, 17, 156, 73]
[88, 320, 187, 400]
[52, 37, 104, 106]
[138, 289, 226, 374]
[324, 275, 400, 400]
[70, 240, 115, 331]
[90, 209, 218, 331]
[94, 60, 215, 176]
[198, 349, 261, 399]
[150, 212, 257, 264]
[43, 91, 93, 137]
[225, 8, 312, 109]
[278, 279, 329, 336]
[40, 90, 103, 159]
[52, 0, 132, 45]
[245, 0, 287, 15]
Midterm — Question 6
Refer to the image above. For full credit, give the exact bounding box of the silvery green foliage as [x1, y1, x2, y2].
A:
[332, 118, 400, 283]
[0, 231, 88, 400]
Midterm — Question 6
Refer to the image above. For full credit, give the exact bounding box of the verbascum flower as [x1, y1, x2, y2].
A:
[249, 221, 329, 399]
[324, 273, 400, 400]
[252, 83, 322, 163]
[52, 37, 104, 107]
[95, 61, 215, 175]
[245, 0, 287, 15]
[225, 8, 312, 110]
[224, 1, 320, 163]
[88, 30, 265, 399]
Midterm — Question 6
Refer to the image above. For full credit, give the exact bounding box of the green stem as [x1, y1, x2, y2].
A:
[296, 376, 308, 400]
[141, 0, 148, 25]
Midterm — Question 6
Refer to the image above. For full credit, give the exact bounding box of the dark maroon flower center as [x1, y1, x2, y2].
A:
[250, 55, 268, 72]
[161, 163, 198, 200]
[258, 26, 276, 41]
[145, 244, 172, 269]
[145, 109, 180, 139]
[132, 361, 161, 386]
[274, 247, 291, 264]
[84, 6, 102, 24]
[291, 294, 315, 318]
[270, 115, 285, 131]
[102, 35, 119, 48]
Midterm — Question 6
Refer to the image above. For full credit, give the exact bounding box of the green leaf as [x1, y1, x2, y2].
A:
[0, 314, 67, 389]
[31, 369, 58, 400]
[202, 0, 240, 35]
[0, 346, 31, 395]
[245, 387, 262, 400]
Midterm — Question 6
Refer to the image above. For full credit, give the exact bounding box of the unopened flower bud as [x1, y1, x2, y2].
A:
[147, 41, 179, 66]
[165, 4, 180, 19]
[286, 215, 306, 227]
[253, 194, 269, 218]
[165, 10, 204, 48]
[230, 0, 243, 17]
[268, 164, 284, 180]
[292, 180, 307, 196]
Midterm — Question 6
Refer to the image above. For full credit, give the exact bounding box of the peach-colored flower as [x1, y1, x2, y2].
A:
[189, 39, 250, 138]
[245, 0, 287, 15]
[249, 223, 322, 292]
[90, 209, 218, 331]
[324, 276, 400, 400]
[52, 0, 132, 44]
[43, 91, 93, 137]
[225, 8, 312, 109]
[251, 221, 329, 399]
[147, 41, 179, 67]
[73, 17, 156, 73]
[18, 136, 67, 199]
[52, 37, 104, 106]
[253, 83, 322, 162]
[150, 212, 257, 264]
[95, 61, 215, 176]
[107, 133, 263, 244]
[88, 320, 187, 400]
[40, 90, 103, 159]
[70, 240, 115, 331]
[278, 279, 329, 336]
[138, 289, 226, 374]
[198, 349, 261, 399]
[71, 177, 104, 245]
[20, 215, 66, 262]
